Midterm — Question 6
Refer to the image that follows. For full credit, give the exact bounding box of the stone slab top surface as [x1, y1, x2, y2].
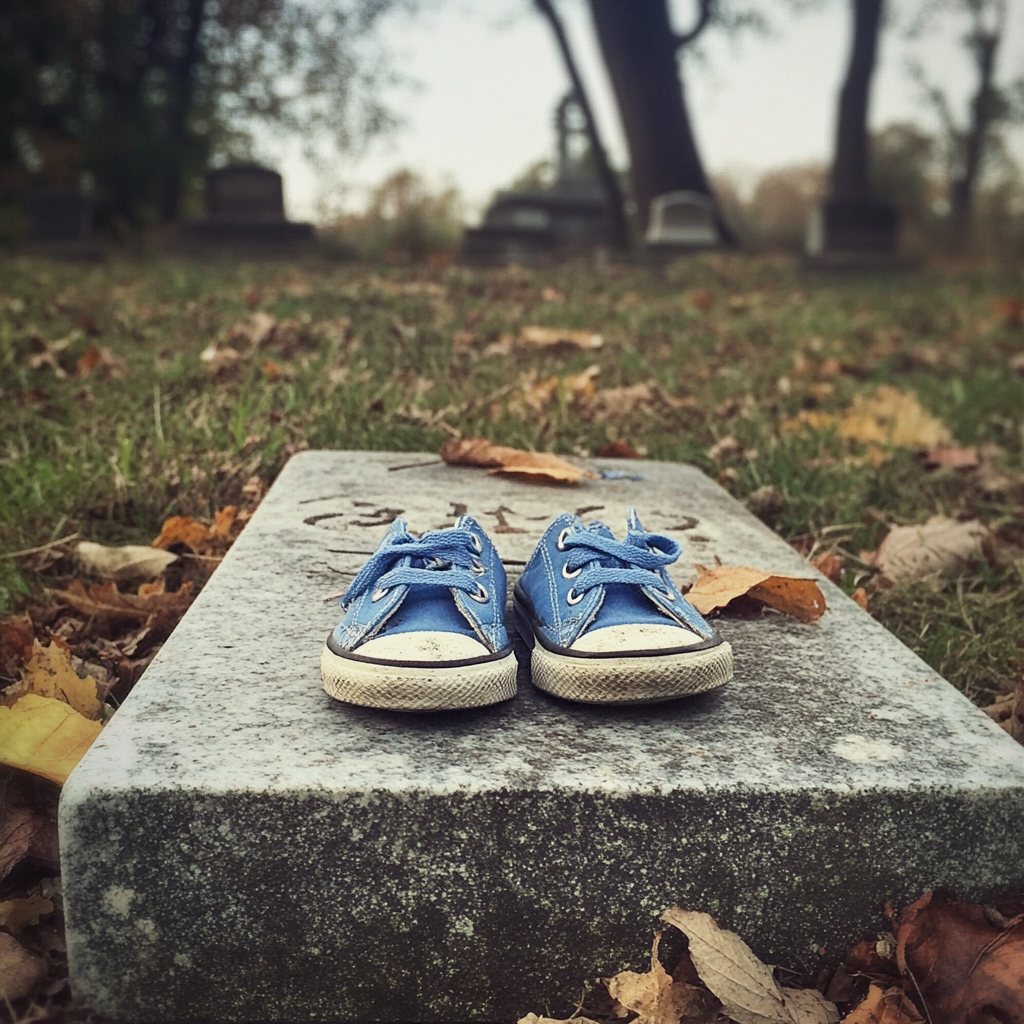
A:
[65, 450, 1024, 800]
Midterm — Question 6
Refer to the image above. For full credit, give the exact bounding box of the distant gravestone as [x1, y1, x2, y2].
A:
[25, 188, 101, 259]
[645, 190, 719, 249]
[805, 200, 901, 269]
[176, 163, 314, 254]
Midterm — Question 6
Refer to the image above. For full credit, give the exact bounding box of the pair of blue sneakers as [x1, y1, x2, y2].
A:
[320, 510, 734, 711]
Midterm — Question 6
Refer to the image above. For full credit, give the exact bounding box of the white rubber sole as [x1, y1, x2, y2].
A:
[321, 644, 517, 712]
[528, 639, 734, 705]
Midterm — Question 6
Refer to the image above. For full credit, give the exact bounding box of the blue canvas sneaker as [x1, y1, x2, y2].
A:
[321, 516, 517, 711]
[513, 509, 733, 704]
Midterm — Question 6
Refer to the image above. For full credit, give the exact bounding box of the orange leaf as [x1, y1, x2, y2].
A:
[596, 439, 641, 459]
[151, 515, 213, 552]
[811, 552, 843, 583]
[12, 640, 102, 719]
[688, 565, 826, 622]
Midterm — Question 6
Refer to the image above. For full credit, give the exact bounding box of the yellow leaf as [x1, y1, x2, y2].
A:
[0, 932, 47, 1002]
[0, 894, 54, 936]
[0, 694, 102, 784]
[13, 640, 101, 719]
[839, 387, 952, 449]
[688, 565, 826, 622]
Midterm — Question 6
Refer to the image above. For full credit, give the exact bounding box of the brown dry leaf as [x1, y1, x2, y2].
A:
[993, 296, 1024, 328]
[199, 344, 242, 376]
[11, 640, 102, 719]
[596, 439, 641, 459]
[1, 614, 36, 679]
[1009, 352, 1024, 377]
[687, 566, 826, 622]
[921, 447, 979, 470]
[440, 437, 595, 485]
[604, 933, 716, 1024]
[850, 588, 870, 612]
[811, 552, 843, 583]
[260, 359, 294, 382]
[984, 677, 1023, 742]
[661, 908, 837, 1024]
[152, 507, 238, 554]
[580, 382, 690, 423]
[0, 808, 45, 884]
[0, 894, 54, 936]
[871, 516, 989, 584]
[518, 365, 601, 413]
[75, 343, 126, 380]
[895, 890, 1024, 1024]
[520, 325, 603, 350]
[48, 579, 195, 626]
[782, 990, 841, 1024]
[228, 311, 278, 349]
[517, 1016, 604, 1024]
[0, 931, 48, 1002]
[838, 985, 923, 1024]
[0, 694, 102, 784]
[707, 436, 743, 462]
[76, 541, 176, 584]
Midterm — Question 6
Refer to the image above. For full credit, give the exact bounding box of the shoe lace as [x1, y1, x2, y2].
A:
[340, 529, 484, 608]
[563, 528, 681, 597]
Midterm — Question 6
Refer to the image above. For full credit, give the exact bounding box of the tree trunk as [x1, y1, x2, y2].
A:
[951, 25, 1002, 248]
[588, 0, 714, 238]
[534, 0, 629, 250]
[831, 0, 884, 202]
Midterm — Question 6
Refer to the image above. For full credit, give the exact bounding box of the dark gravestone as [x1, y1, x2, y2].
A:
[460, 94, 614, 265]
[805, 200, 902, 269]
[25, 188, 101, 259]
[177, 164, 314, 254]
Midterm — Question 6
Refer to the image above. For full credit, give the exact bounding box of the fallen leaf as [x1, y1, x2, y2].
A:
[994, 296, 1024, 328]
[596, 439, 641, 459]
[0, 894, 54, 936]
[47, 579, 195, 626]
[871, 516, 989, 583]
[10, 640, 102, 719]
[151, 507, 239, 554]
[579, 382, 691, 423]
[921, 447, 979, 470]
[983, 677, 1023, 742]
[839, 387, 951, 449]
[199, 344, 242, 376]
[783, 388, 951, 453]
[838, 985, 923, 1024]
[707, 436, 743, 462]
[440, 437, 595, 485]
[0, 808, 45, 884]
[783, 989, 839, 1024]
[690, 290, 715, 311]
[228, 311, 278, 349]
[0, 614, 36, 679]
[850, 587, 870, 611]
[0, 932, 47, 1002]
[260, 359, 293, 382]
[517, 365, 601, 413]
[1010, 352, 1024, 377]
[604, 933, 716, 1024]
[0, 693, 102, 784]
[662, 908, 837, 1024]
[518, 1016, 603, 1024]
[811, 552, 843, 583]
[687, 566, 826, 622]
[520, 325, 603, 350]
[540, 287, 565, 303]
[75, 343, 126, 380]
[76, 541, 177, 584]
[895, 891, 1024, 1024]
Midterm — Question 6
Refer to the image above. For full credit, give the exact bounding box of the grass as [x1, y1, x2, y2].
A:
[1, 251, 1023, 705]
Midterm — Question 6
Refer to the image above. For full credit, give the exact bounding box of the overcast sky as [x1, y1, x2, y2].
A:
[276, 0, 1024, 224]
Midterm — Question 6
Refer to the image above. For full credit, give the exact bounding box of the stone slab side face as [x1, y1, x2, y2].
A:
[60, 451, 1024, 1023]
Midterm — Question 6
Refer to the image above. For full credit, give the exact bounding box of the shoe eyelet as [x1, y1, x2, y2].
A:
[561, 561, 582, 580]
[566, 587, 584, 606]
[556, 527, 572, 551]
[469, 583, 489, 603]
[371, 587, 389, 602]
[471, 557, 486, 576]
[470, 532, 483, 553]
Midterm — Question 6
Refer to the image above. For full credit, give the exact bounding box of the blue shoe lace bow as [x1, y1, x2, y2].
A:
[563, 528, 681, 597]
[340, 527, 484, 608]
